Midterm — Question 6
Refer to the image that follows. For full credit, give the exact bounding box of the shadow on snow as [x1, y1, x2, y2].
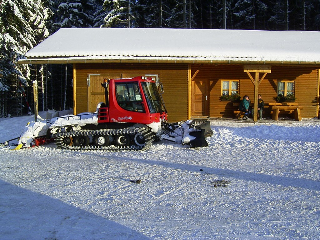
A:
[0, 180, 150, 240]
[96, 154, 320, 192]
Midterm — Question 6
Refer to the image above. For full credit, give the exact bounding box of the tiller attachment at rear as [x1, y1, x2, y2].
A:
[161, 120, 212, 148]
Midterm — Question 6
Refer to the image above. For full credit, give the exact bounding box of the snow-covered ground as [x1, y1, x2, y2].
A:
[1, 114, 320, 239]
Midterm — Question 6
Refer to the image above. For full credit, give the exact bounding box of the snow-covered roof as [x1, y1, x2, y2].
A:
[20, 28, 320, 65]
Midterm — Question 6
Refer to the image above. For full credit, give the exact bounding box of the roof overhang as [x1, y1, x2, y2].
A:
[18, 28, 320, 66]
[18, 57, 320, 66]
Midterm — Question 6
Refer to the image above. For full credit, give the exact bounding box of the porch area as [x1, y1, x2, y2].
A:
[232, 102, 303, 121]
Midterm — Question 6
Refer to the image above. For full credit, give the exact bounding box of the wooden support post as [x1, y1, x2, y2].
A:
[253, 72, 259, 122]
[244, 65, 271, 122]
[73, 64, 77, 115]
[33, 80, 38, 122]
[188, 65, 192, 119]
[317, 69, 320, 119]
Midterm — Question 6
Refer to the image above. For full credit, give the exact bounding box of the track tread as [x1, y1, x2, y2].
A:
[54, 126, 154, 151]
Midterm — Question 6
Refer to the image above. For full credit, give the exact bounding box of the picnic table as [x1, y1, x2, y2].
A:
[268, 102, 302, 121]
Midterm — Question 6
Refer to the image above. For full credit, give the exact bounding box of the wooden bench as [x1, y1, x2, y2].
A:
[234, 110, 245, 119]
[271, 105, 303, 121]
[233, 102, 254, 119]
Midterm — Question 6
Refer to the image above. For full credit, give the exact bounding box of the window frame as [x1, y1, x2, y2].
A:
[277, 80, 295, 97]
[221, 80, 239, 96]
[115, 82, 145, 113]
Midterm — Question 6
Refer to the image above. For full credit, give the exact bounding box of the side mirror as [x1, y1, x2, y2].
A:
[159, 83, 164, 93]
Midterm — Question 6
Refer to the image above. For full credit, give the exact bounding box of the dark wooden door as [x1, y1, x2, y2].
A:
[191, 79, 209, 117]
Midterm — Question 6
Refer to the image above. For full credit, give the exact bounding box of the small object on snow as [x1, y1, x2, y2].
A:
[211, 180, 230, 188]
[200, 169, 203, 171]
[11, 144, 23, 150]
[130, 179, 141, 184]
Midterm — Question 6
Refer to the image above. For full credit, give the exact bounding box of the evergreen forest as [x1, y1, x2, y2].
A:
[1, 0, 320, 117]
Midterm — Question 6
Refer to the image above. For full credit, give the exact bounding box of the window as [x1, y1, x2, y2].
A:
[141, 82, 166, 113]
[221, 80, 239, 96]
[277, 81, 294, 97]
[115, 82, 145, 112]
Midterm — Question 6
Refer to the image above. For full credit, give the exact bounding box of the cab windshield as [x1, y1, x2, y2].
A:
[115, 82, 145, 112]
[141, 82, 166, 114]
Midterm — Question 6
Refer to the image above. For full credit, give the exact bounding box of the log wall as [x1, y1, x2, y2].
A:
[73, 63, 319, 121]
[74, 63, 189, 122]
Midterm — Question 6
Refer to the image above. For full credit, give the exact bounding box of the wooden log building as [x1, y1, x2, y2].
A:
[20, 28, 320, 122]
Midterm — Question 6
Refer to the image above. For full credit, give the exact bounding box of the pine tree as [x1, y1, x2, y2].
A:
[135, 0, 162, 28]
[102, 0, 134, 27]
[92, 0, 106, 27]
[232, 0, 268, 30]
[192, 0, 224, 29]
[303, 0, 320, 31]
[268, 0, 290, 30]
[0, 0, 50, 116]
[162, 0, 185, 28]
[135, 0, 192, 28]
[53, 0, 95, 29]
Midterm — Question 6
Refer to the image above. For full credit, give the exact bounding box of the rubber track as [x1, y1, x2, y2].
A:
[54, 126, 154, 151]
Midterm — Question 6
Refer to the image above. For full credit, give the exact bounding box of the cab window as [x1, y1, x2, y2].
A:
[115, 82, 145, 112]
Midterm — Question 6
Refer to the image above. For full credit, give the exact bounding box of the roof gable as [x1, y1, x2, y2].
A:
[21, 28, 320, 64]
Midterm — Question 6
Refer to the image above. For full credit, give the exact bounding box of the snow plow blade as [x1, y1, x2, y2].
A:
[189, 129, 208, 148]
[186, 120, 212, 148]
[192, 120, 213, 138]
[161, 119, 212, 148]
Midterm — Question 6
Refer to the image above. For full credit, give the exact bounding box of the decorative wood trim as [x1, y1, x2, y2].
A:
[73, 64, 77, 115]
[243, 65, 271, 73]
[191, 69, 199, 81]
[260, 72, 268, 84]
[246, 72, 255, 84]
